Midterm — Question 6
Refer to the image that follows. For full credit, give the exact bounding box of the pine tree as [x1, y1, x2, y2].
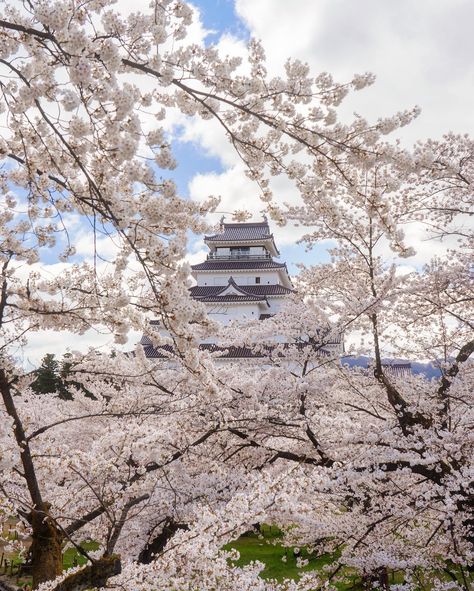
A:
[31, 354, 61, 395]
[31, 354, 72, 400]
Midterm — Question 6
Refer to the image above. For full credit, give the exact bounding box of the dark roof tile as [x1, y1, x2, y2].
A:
[190, 284, 294, 297]
[199, 294, 268, 303]
[143, 342, 332, 359]
[205, 222, 272, 242]
[191, 260, 286, 271]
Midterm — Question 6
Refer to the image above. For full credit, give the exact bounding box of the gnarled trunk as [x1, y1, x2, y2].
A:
[30, 505, 64, 589]
[53, 556, 121, 591]
[138, 518, 188, 564]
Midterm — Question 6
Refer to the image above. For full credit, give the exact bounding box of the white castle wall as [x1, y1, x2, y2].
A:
[266, 297, 285, 314]
[205, 302, 263, 327]
[196, 271, 281, 286]
[203, 297, 286, 325]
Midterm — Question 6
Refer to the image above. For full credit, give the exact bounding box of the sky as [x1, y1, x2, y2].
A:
[170, 0, 474, 265]
[19, 0, 474, 365]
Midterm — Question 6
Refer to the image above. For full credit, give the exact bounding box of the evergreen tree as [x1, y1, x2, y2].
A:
[31, 354, 72, 400]
[31, 354, 61, 395]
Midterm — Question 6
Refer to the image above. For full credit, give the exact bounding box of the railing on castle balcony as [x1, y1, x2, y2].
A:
[207, 252, 272, 260]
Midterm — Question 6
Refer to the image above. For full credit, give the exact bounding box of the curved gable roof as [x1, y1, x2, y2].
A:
[194, 276, 269, 304]
[190, 284, 294, 298]
[204, 220, 280, 255]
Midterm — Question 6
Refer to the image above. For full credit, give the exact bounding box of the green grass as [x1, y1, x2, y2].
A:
[8, 526, 472, 590]
[224, 529, 473, 590]
[62, 540, 100, 569]
[223, 526, 341, 583]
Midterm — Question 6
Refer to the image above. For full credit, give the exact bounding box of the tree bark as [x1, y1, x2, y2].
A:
[0, 370, 63, 587]
[52, 556, 121, 591]
[138, 519, 188, 564]
[29, 505, 64, 588]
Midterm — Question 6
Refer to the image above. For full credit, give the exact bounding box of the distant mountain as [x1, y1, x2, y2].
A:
[340, 356, 442, 379]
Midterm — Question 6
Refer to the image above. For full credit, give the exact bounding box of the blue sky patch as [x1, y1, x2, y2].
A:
[191, 0, 250, 44]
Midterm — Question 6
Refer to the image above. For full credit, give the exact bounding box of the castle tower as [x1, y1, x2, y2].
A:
[189, 218, 294, 324]
[141, 218, 342, 360]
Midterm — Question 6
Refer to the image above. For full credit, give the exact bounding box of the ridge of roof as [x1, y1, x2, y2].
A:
[226, 275, 251, 293]
[203, 218, 280, 255]
[223, 276, 269, 297]
[195, 276, 269, 303]
[190, 284, 294, 298]
[191, 260, 287, 271]
[221, 221, 268, 226]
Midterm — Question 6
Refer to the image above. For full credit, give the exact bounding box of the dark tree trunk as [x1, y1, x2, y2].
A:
[29, 505, 64, 589]
[138, 519, 188, 564]
[0, 370, 64, 588]
[52, 557, 121, 591]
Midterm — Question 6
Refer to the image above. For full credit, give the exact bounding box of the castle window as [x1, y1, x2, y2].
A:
[255, 276, 261, 284]
[230, 247, 249, 258]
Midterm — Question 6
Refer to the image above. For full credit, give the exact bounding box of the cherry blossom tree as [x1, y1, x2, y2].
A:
[1, 352, 250, 588]
[215, 144, 474, 588]
[0, 0, 386, 586]
[1, 1, 473, 590]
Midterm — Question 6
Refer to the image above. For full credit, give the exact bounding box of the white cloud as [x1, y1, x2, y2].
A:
[189, 166, 256, 214]
[399, 221, 461, 267]
[234, 0, 474, 143]
[73, 228, 122, 261]
[182, 0, 474, 267]
[187, 164, 306, 246]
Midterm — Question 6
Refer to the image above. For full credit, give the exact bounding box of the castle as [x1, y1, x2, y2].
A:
[142, 218, 343, 361]
[189, 217, 294, 323]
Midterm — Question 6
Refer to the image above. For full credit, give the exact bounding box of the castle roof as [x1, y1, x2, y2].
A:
[142, 342, 332, 360]
[190, 284, 294, 298]
[205, 221, 271, 242]
[204, 219, 280, 255]
[189, 277, 270, 305]
[198, 294, 269, 304]
[191, 260, 287, 271]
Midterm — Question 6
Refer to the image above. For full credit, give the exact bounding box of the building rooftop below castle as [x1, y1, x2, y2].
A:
[190, 284, 294, 297]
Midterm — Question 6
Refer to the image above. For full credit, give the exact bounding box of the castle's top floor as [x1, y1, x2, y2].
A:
[204, 218, 280, 258]
[191, 218, 292, 289]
